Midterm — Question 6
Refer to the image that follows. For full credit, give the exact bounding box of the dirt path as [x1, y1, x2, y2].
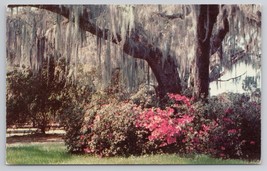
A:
[6, 133, 64, 144]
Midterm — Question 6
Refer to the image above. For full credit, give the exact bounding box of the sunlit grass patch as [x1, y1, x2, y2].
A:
[6, 143, 70, 164]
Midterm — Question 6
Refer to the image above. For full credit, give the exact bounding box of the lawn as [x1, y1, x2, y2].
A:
[6, 142, 259, 165]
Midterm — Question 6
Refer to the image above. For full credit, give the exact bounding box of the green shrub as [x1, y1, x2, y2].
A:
[6, 59, 64, 132]
[60, 85, 92, 153]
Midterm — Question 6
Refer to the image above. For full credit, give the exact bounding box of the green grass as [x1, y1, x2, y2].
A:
[6, 143, 259, 165]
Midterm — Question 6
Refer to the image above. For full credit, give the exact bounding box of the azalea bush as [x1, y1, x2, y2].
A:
[135, 94, 216, 155]
[206, 93, 261, 160]
[76, 100, 147, 157]
[135, 93, 260, 159]
[136, 94, 195, 153]
[67, 93, 197, 156]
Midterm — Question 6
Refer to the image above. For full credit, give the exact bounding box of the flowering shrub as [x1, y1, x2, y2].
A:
[63, 92, 260, 160]
[74, 99, 148, 157]
[239, 100, 261, 160]
[135, 93, 260, 159]
[206, 93, 261, 160]
[136, 107, 193, 146]
[136, 94, 195, 153]
[66, 93, 197, 156]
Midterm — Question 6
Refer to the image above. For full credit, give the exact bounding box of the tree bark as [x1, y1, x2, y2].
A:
[194, 5, 219, 99]
[8, 5, 181, 98]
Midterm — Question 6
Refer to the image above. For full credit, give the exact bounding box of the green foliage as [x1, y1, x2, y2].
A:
[130, 85, 158, 108]
[6, 68, 32, 126]
[60, 85, 92, 153]
[6, 59, 64, 133]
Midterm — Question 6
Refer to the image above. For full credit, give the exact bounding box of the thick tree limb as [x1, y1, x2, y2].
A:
[8, 5, 226, 66]
[8, 5, 123, 45]
[8, 4, 182, 98]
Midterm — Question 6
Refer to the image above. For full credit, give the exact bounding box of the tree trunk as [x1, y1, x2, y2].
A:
[36, 37, 46, 71]
[147, 53, 181, 99]
[194, 5, 219, 99]
[39, 125, 46, 134]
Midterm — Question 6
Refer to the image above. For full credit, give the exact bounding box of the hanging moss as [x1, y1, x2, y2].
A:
[6, 5, 261, 94]
[55, 14, 62, 53]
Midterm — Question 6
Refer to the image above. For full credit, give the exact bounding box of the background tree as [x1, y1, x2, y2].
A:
[193, 5, 219, 99]
[6, 58, 64, 133]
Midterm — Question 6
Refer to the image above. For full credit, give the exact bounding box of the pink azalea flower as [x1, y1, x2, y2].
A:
[250, 141, 255, 145]
[202, 124, 210, 131]
[84, 147, 91, 153]
[166, 136, 176, 144]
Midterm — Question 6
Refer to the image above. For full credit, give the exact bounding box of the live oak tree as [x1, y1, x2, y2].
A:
[6, 5, 261, 100]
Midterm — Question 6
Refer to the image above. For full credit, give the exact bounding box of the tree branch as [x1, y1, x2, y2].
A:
[210, 7, 229, 55]
[7, 5, 163, 62]
[217, 71, 246, 82]
[155, 11, 185, 20]
[231, 50, 245, 64]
